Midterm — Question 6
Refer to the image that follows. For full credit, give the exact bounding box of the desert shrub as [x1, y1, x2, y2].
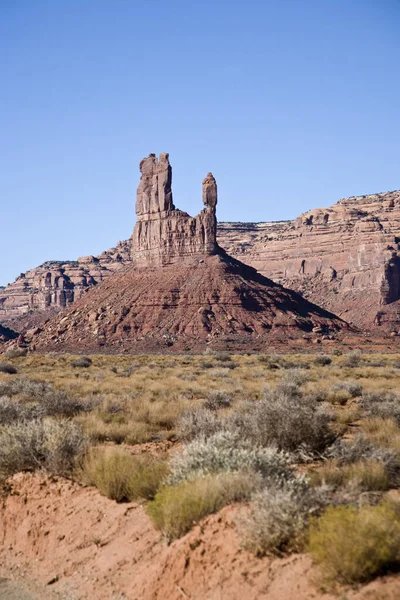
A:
[314, 355, 332, 366]
[5, 348, 27, 359]
[41, 390, 91, 417]
[212, 352, 232, 362]
[178, 406, 223, 441]
[0, 419, 87, 479]
[78, 447, 168, 502]
[328, 435, 398, 467]
[331, 349, 342, 356]
[343, 350, 362, 368]
[147, 471, 257, 540]
[308, 503, 400, 583]
[0, 396, 42, 425]
[0, 376, 92, 419]
[0, 396, 24, 424]
[231, 384, 335, 456]
[330, 381, 363, 398]
[203, 390, 232, 411]
[0, 377, 50, 399]
[306, 388, 328, 403]
[0, 362, 18, 375]
[360, 391, 400, 423]
[168, 430, 293, 486]
[71, 357, 92, 368]
[242, 481, 323, 556]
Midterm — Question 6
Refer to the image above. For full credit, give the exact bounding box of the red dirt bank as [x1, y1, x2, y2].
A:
[1, 473, 399, 600]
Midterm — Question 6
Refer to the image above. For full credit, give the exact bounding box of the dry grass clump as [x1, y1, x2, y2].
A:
[147, 471, 257, 540]
[241, 481, 324, 556]
[308, 503, 400, 584]
[310, 460, 390, 491]
[78, 447, 168, 502]
[0, 419, 87, 480]
[0, 362, 18, 375]
[77, 392, 186, 445]
[360, 417, 400, 452]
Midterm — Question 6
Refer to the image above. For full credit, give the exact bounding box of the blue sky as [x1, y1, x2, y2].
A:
[1, 0, 399, 286]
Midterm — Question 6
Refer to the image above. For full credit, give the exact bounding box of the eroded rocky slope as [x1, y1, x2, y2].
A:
[0, 240, 131, 328]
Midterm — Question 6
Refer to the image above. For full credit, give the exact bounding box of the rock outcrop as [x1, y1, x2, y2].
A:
[218, 190, 400, 331]
[0, 240, 131, 328]
[0, 324, 18, 343]
[132, 153, 218, 265]
[28, 154, 347, 352]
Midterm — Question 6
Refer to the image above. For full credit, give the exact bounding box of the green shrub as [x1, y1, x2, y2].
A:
[147, 471, 257, 540]
[78, 447, 168, 502]
[308, 503, 400, 584]
[0, 419, 87, 479]
[0, 362, 18, 375]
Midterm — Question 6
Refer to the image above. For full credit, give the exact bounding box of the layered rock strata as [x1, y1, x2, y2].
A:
[218, 190, 400, 331]
[132, 153, 218, 265]
[0, 240, 131, 325]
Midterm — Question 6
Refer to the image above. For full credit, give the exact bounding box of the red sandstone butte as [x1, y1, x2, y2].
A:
[28, 153, 347, 352]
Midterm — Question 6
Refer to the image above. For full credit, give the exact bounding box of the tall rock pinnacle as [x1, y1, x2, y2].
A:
[132, 153, 219, 266]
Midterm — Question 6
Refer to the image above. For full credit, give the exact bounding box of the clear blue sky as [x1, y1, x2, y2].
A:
[1, 0, 400, 286]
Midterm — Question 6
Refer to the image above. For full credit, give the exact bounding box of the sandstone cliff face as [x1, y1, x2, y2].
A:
[218, 190, 400, 331]
[0, 240, 131, 324]
[132, 153, 218, 265]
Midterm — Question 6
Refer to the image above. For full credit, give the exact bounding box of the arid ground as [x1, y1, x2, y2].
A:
[1, 350, 400, 599]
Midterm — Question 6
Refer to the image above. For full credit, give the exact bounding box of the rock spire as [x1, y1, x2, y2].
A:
[132, 153, 218, 266]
